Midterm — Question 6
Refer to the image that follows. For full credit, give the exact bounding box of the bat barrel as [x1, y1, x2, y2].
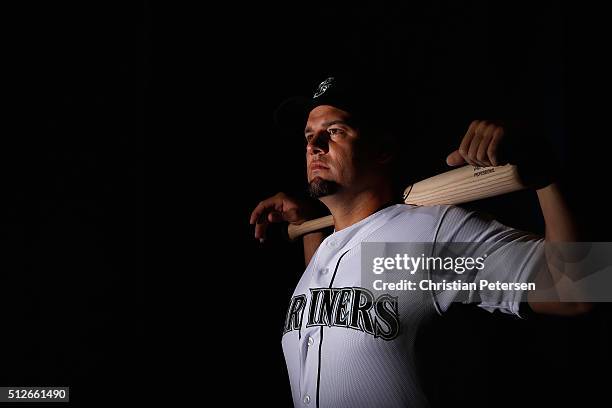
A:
[403, 164, 524, 205]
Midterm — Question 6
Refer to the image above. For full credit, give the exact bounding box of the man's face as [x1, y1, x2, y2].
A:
[304, 105, 369, 198]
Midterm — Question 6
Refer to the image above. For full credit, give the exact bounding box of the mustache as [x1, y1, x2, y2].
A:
[310, 159, 329, 167]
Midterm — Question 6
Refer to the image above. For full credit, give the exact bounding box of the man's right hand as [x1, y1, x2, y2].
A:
[249, 193, 317, 243]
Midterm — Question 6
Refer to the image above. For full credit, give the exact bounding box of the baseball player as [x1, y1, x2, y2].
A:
[249, 75, 591, 407]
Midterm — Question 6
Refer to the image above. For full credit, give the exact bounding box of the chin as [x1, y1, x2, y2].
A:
[308, 177, 340, 198]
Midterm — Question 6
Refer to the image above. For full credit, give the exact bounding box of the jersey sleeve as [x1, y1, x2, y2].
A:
[430, 205, 544, 318]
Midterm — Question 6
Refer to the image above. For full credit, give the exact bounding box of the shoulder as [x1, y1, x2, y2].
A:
[383, 204, 501, 240]
[388, 203, 470, 221]
[367, 204, 466, 241]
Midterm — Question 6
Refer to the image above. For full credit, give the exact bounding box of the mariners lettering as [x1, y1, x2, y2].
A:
[283, 287, 400, 340]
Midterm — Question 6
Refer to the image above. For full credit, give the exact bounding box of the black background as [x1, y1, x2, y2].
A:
[2, 2, 144, 406]
[2, 1, 611, 407]
[226, 2, 612, 408]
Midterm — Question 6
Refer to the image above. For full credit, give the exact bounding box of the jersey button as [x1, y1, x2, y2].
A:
[303, 395, 311, 405]
[327, 240, 336, 247]
[321, 267, 329, 275]
[307, 336, 314, 347]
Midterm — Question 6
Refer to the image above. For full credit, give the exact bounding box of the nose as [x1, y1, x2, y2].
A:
[306, 131, 329, 156]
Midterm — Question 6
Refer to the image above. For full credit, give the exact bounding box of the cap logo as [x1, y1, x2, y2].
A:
[313, 77, 334, 98]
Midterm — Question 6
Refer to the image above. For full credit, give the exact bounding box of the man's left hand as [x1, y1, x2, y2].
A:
[446, 120, 507, 167]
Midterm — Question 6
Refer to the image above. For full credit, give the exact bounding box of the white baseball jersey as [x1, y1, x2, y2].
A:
[281, 204, 543, 408]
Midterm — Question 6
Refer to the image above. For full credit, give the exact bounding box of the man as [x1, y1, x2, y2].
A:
[250, 75, 591, 407]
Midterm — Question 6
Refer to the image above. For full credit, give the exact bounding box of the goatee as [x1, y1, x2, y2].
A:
[308, 177, 339, 198]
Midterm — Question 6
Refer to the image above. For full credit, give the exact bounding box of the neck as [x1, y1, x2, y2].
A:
[320, 184, 395, 232]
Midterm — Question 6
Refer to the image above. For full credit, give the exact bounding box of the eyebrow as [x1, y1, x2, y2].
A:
[304, 120, 351, 135]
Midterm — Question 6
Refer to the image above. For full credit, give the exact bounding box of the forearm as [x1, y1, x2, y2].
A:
[531, 183, 591, 314]
[536, 183, 578, 242]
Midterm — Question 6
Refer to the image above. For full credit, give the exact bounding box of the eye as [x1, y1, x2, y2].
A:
[328, 127, 344, 136]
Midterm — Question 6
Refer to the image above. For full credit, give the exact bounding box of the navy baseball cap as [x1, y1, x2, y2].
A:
[274, 74, 392, 136]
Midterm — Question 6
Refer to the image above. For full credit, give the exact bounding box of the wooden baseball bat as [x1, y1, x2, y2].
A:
[287, 164, 524, 240]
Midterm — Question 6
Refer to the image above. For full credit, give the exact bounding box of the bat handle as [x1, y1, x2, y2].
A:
[287, 215, 334, 241]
